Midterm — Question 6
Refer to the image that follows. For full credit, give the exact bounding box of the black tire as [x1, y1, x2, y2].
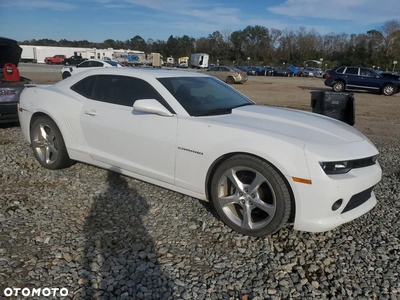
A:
[332, 81, 345, 92]
[382, 84, 395, 96]
[30, 116, 73, 170]
[226, 76, 235, 84]
[62, 72, 71, 80]
[210, 154, 292, 237]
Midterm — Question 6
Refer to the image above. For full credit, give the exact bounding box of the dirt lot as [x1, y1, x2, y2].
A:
[21, 66, 400, 146]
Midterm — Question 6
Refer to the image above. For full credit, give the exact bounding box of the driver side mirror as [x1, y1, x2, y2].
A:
[133, 99, 173, 117]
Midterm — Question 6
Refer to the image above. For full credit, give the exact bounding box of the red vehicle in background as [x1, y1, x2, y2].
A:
[44, 55, 66, 64]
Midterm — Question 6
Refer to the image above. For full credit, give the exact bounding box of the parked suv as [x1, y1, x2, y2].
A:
[63, 55, 87, 66]
[324, 66, 400, 96]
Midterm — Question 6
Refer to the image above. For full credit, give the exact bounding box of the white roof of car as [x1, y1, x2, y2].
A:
[70, 67, 207, 79]
[54, 67, 209, 89]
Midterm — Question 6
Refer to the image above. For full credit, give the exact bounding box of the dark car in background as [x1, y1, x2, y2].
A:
[272, 67, 294, 77]
[63, 55, 87, 66]
[257, 66, 274, 76]
[0, 37, 32, 123]
[301, 67, 322, 77]
[246, 66, 261, 76]
[324, 66, 400, 96]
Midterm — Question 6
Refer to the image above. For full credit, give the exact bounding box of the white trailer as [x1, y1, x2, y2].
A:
[190, 53, 209, 69]
[91, 48, 116, 60]
[114, 49, 145, 66]
[20, 45, 36, 63]
[19, 46, 94, 63]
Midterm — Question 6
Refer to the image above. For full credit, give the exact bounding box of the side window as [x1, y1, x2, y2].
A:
[221, 67, 230, 72]
[92, 75, 170, 109]
[78, 61, 90, 68]
[345, 67, 359, 75]
[71, 75, 96, 98]
[91, 61, 104, 67]
[360, 68, 374, 77]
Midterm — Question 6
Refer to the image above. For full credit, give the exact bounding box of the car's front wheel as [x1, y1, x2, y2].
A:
[332, 81, 345, 92]
[210, 155, 292, 236]
[30, 117, 73, 170]
[382, 84, 395, 96]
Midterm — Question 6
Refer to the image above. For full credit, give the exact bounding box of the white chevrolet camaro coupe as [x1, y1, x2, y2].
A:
[18, 68, 382, 236]
[61, 59, 122, 79]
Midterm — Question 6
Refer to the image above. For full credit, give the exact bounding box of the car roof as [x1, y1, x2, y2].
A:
[82, 59, 113, 63]
[55, 67, 210, 88]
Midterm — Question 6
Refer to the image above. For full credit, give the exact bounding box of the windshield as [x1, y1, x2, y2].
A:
[158, 76, 254, 116]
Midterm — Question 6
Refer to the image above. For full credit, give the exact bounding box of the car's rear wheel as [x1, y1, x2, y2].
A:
[332, 81, 345, 92]
[30, 117, 72, 170]
[62, 72, 71, 79]
[382, 84, 395, 96]
[226, 76, 235, 84]
[210, 155, 292, 236]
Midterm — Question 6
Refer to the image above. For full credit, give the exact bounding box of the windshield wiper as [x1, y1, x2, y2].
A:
[194, 108, 233, 116]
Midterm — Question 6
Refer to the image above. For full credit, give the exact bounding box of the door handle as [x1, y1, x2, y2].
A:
[84, 110, 97, 116]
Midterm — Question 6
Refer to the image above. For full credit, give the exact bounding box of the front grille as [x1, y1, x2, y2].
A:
[341, 186, 375, 214]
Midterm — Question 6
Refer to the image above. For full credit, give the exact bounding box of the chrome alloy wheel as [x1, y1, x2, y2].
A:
[32, 123, 59, 165]
[333, 82, 344, 92]
[216, 166, 277, 230]
[383, 85, 394, 96]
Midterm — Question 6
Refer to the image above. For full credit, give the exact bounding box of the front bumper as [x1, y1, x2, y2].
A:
[291, 139, 382, 232]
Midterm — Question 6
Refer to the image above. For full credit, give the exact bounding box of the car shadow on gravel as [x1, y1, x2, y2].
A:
[79, 170, 174, 299]
[0, 121, 19, 129]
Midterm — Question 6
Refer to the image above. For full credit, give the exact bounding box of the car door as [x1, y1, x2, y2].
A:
[77, 74, 178, 184]
[359, 68, 381, 91]
[343, 67, 360, 88]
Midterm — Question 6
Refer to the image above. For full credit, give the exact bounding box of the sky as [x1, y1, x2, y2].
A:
[0, 0, 398, 43]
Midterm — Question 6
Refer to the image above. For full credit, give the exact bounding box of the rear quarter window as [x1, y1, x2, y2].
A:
[336, 67, 345, 73]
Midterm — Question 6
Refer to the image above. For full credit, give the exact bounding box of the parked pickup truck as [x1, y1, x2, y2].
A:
[44, 54, 66, 64]
[63, 55, 87, 66]
[0, 37, 33, 124]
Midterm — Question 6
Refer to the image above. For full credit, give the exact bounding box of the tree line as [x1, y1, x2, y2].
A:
[20, 20, 400, 71]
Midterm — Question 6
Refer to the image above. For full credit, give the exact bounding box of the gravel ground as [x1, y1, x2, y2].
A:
[0, 64, 399, 299]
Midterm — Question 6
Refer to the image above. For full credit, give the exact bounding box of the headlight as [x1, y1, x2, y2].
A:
[319, 155, 378, 175]
[320, 161, 353, 174]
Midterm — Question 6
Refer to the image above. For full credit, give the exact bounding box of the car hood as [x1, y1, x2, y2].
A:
[210, 105, 365, 145]
[0, 37, 22, 67]
[380, 72, 400, 80]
